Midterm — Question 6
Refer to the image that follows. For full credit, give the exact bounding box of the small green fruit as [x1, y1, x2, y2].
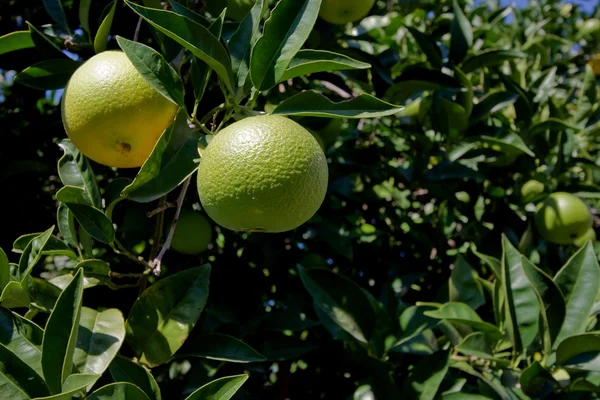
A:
[171, 210, 213, 255]
[520, 180, 545, 203]
[534, 192, 593, 245]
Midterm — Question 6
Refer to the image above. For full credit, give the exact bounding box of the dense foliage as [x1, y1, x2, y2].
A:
[2, 0, 600, 398]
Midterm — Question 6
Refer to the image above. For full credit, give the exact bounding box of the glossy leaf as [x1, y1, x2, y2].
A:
[250, 0, 321, 90]
[57, 140, 102, 209]
[403, 348, 451, 400]
[0, 282, 30, 309]
[553, 242, 600, 347]
[109, 356, 161, 400]
[450, 0, 473, 64]
[43, 0, 70, 33]
[407, 26, 443, 69]
[75, 259, 111, 287]
[272, 90, 404, 118]
[189, 13, 225, 102]
[449, 255, 485, 310]
[424, 302, 503, 340]
[74, 307, 125, 376]
[12, 233, 77, 259]
[169, 1, 210, 27]
[471, 92, 519, 123]
[126, 265, 211, 367]
[41, 269, 84, 394]
[94, 0, 116, 53]
[56, 185, 94, 206]
[65, 203, 115, 244]
[121, 109, 199, 203]
[57, 204, 78, 249]
[0, 31, 35, 55]
[28, 277, 61, 311]
[519, 362, 556, 398]
[79, 0, 92, 35]
[0, 342, 50, 399]
[177, 333, 266, 363]
[116, 36, 185, 108]
[34, 374, 102, 400]
[184, 374, 249, 400]
[88, 382, 151, 400]
[529, 118, 580, 136]
[0, 308, 43, 377]
[14, 59, 79, 90]
[479, 133, 535, 158]
[455, 332, 494, 359]
[280, 50, 371, 82]
[18, 227, 54, 282]
[229, 0, 267, 87]
[461, 50, 527, 74]
[501, 236, 540, 355]
[124, 0, 234, 93]
[556, 333, 600, 371]
[0, 249, 9, 292]
[298, 266, 376, 344]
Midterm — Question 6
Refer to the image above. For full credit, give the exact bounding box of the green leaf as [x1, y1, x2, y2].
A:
[298, 266, 376, 344]
[471, 92, 519, 123]
[41, 269, 84, 394]
[169, 1, 211, 27]
[79, 0, 92, 35]
[279, 50, 371, 82]
[403, 348, 451, 400]
[0, 249, 9, 292]
[34, 374, 102, 400]
[424, 302, 503, 340]
[479, 132, 535, 158]
[570, 378, 600, 393]
[455, 332, 494, 359]
[12, 233, 77, 259]
[454, 65, 474, 117]
[75, 259, 111, 287]
[0, 342, 50, 399]
[27, 22, 64, 56]
[121, 110, 199, 203]
[57, 204, 78, 249]
[105, 178, 131, 220]
[472, 250, 501, 279]
[177, 333, 266, 363]
[435, 98, 468, 138]
[57, 140, 102, 209]
[109, 356, 161, 400]
[74, 307, 125, 376]
[184, 374, 249, 400]
[0, 308, 44, 377]
[384, 69, 462, 102]
[501, 236, 540, 355]
[94, 0, 116, 53]
[56, 185, 94, 206]
[65, 203, 115, 244]
[553, 242, 600, 348]
[520, 256, 565, 353]
[116, 36, 185, 108]
[449, 255, 485, 310]
[124, 0, 234, 94]
[28, 278, 61, 311]
[519, 361, 556, 398]
[0, 31, 35, 56]
[126, 265, 210, 367]
[250, 0, 321, 90]
[406, 26, 443, 70]
[18, 227, 54, 282]
[88, 382, 151, 400]
[43, 0, 70, 33]
[461, 50, 527, 74]
[272, 90, 404, 118]
[14, 59, 80, 90]
[574, 64, 597, 123]
[529, 118, 580, 136]
[0, 282, 30, 309]
[449, 0, 473, 64]
[556, 333, 600, 372]
[229, 0, 267, 87]
[443, 394, 492, 400]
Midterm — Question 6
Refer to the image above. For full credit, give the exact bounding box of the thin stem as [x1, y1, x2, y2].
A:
[110, 271, 149, 279]
[133, 17, 143, 42]
[198, 103, 226, 126]
[147, 201, 176, 218]
[150, 177, 192, 276]
[111, 240, 152, 270]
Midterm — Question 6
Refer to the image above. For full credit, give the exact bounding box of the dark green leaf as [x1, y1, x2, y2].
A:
[65, 203, 115, 244]
[39, 374, 102, 400]
[403, 348, 451, 400]
[12, 233, 76, 259]
[479, 133, 535, 158]
[116, 36, 185, 108]
[407, 26, 443, 69]
[250, 0, 321, 90]
[14, 59, 80, 90]
[461, 50, 527, 74]
[556, 333, 600, 372]
[280, 50, 371, 82]
[28, 277, 61, 311]
[41, 269, 84, 394]
[472, 250, 501, 279]
[109, 356, 161, 400]
[529, 118, 580, 136]
[518, 361, 556, 397]
[184, 374, 249, 400]
[57, 140, 102, 209]
[272, 90, 404, 118]
[0, 342, 50, 399]
[449, 255, 485, 310]
[455, 332, 494, 359]
[177, 333, 266, 363]
[450, 0, 473, 64]
[574, 64, 597, 123]
[0, 31, 35, 56]
[169, 1, 211, 27]
[435, 98, 468, 138]
[121, 110, 199, 203]
[126, 265, 211, 367]
[0, 249, 9, 292]
[553, 242, 600, 348]
[57, 204, 78, 249]
[229, 0, 267, 87]
[471, 92, 519, 123]
[424, 302, 503, 340]
[88, 382, 151, 400]
[0, 282, 30, 309]
[124, 0, 234, 94]
[454, 65, 474, 117]
[79, 0, 92, 35]
[43, 0, 70, 33]
[298, 266, 376, 344]
[0, 308, 44, 377]
[94, 0, 116, 53]
[74, 307, 125, 376]
[18, 227, 54, 282]
[75, 259, 111, 287]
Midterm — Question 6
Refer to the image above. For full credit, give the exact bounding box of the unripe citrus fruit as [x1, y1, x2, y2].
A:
[319, 0, 375, 25]
[226, 0, 254, 20]
[520, 180, 545, 203]
[171, 210, 213, 255]
[580, 18, 600, 40]
[61, 51, 178, 168]
[534, 192, 593, 245]
[573, 228, 596, 248]
[197, 115, 329, 233]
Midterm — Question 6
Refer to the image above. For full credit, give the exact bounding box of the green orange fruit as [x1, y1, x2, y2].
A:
[520, 180, 545, 203]
[171, 210, 213, 255]
[197, 115, 329, 233]
[61, 51, 178, 168]
[534, 192, 593, 245]
[319, 0, 375, 25]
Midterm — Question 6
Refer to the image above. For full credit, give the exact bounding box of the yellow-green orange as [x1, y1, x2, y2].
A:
[197, 115, 329, 233]
[573, 228, 596, 248]
[520, 180, 545, 203]
[171, 210, 213, 255]
[534, 192, 593, 245]
[226, 0, 254, 21]
[61, 51, 178, 168]
[319, 0, 375, 25]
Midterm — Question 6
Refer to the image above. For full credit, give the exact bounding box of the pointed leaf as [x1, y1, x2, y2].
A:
[450, 0, 473, 64]
[57, 140, 102, 209]
[41, 269, 84, 394]
[455, 332, 494, 359]
[403, 348, 451, 400]
[406, 26, 443, 70]
[57, 204, 78, 249]
[229, 0, 267, 87]
[280, 50, 371, 82]
[56, 186, 94, 206]
[556, 333, 600, 372]
[177, 333, 266, 363]
[471, 92, 519, 123]
[0, 342, 50, 399]
[184, 374, 249, 400]
[116, 36, 185, 108]
[43, 0, 70, 33]
[272, 90, 403, 118]
[188, 13, 225, 102]
[75, 259, 111, 288]
[169, 1, 210, 27]
[18, 227, 54, 282]
[461, 50, 527, 74]
[94, 0, 116, 53]
[126, 265, 210, 367]
[449, 255, 485, 309]
[250, 0, 321, 90]
[424, 302, 503, 340]
[109, 356, 161, 400]
[65, 203, 115, 244]
[13, 233, 77, 259]
[0, 31, 35, 56]
[553, 242, 600, 347]
[34, 374, 101, 400]
[14, 59, 80, 90]
[88, 382, 151, 400]
[519, 361, 556, 398]
[479, 133, 535, 158]
[0, 282, 30, 309]
[529, 118, 580, 136]
[0, 308, 43, 377]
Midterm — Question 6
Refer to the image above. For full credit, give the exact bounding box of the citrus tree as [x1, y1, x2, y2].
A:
[1, 0, 600, 399]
